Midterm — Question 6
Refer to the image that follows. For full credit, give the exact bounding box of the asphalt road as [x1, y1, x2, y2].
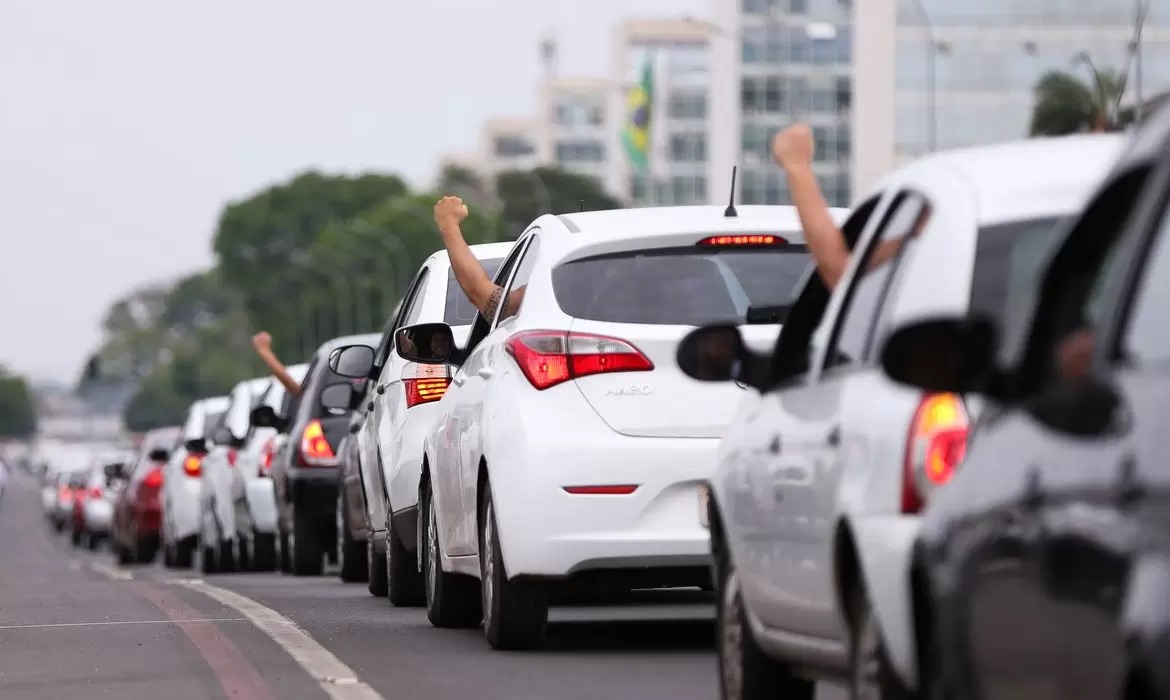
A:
[0, 472, 845, 700]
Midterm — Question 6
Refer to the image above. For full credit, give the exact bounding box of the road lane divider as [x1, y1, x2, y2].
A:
[173, 579, 385, 700]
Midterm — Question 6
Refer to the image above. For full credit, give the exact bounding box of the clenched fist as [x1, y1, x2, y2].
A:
[772, 123, 815, 171]
[434, 196, 469, 230]
[252, 331, 272, 353]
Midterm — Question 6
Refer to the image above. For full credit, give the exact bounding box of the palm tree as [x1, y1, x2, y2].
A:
[1029, 69, 1123, 136]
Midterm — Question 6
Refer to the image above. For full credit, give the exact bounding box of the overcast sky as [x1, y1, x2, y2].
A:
[0, 0, 705, 383]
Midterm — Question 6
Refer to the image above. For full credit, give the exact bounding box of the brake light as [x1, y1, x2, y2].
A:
[505, 330, 653, 391]
[87, 485, 102, 499]
[258, 438, 276, 476]
[183, 454, 203, 477]
[58, 485, 73, 502]
[902, 393, 969, 514]
[227, 448, 238, 468]
[141, 467, 164, 490]
[697, 234, 788, 247]
[299, 420, 337, 467]
[403, 363, 451, 407]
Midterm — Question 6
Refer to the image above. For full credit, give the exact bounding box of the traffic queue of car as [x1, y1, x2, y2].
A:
[33, 108, 1170, 700]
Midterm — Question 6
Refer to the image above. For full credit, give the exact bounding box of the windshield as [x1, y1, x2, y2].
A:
[446, 258, 504, 325]
[551, 245, 810, 325]
[970, 216, 1063, 320]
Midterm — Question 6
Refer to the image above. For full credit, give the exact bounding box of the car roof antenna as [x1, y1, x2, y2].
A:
[724, 166, 738, 218]
[579, 199, 585, 212]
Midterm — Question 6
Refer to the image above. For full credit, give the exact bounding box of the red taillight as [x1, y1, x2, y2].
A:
[141, 467, 164, 490]
[405, 377, 451, 407]
[901, 393, 969, 514]
[87, 485, 102, 499]
[563, 484, 639, 495]
[505, 330, 653, 391]
[299, 420, 337, 467]
[697, 234, 788, 247]
[183, 454, 203, 477]
[58, 485, 73, 502]
[258, 438, 276, 476]
[227, 449, 238, 468]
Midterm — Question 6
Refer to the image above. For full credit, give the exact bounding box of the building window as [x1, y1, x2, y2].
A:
[741, 77, 762, 113]
[669, 93, 707, 120]
[790, 0, 807, 13]
[764, 77, 784, 112]
[669, 133, 707, 162]
[554, 98, 606, 127]
[835, 76, 852, 113]
[555, 140, 605, 163]
[740, 170, 761, 204]
[630, 174, 647, 203]
[494, 136, 535, 157]
[671, 175, 708, 204]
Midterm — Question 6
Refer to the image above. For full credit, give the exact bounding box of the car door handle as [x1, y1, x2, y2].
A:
[825, 425, 841, 447]
[478, 368, 494, 379]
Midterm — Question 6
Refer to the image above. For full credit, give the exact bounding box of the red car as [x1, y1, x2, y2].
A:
[111, 426, 180, 565]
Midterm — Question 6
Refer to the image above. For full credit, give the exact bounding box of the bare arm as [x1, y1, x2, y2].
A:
[784, 164, 850, 290]
[252, 332, 301, 395]
[434, 196, 504, 317]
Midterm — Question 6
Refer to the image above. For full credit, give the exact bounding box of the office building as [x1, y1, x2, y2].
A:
[538, 77, 612, 185]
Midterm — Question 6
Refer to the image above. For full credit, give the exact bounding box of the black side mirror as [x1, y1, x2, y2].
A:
[182, 438, 206, 454]
[879, 316, 998, 394]
[250, 405, 278, 428]
[148, 448, 171, 462]
[676, 324, 771, 391]
[329, 344, 376, 379]
[320, 382, 356, 411]
[395, 322, 455, 364]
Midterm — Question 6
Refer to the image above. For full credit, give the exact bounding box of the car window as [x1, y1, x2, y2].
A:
[224, 385, 253, 438]
[553, 242, 809, 326]
[401, 268, 430, 327]
[1120, 202, 1170, 368]
[446, 257, 504, 326]
[284, 357, 317, 419]
[823, 192, 927, 370]
[464, 238, 528, 354]
[969, 216, 1064, 323]
[496, 236, 541, 326]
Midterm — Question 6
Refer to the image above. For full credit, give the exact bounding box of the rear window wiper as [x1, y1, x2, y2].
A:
[745, 304, 789, 324]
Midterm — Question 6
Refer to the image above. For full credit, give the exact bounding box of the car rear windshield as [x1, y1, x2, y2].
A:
[969, 216, 1063, 319]
[445, 257, 504, 325]
[551, 245, 810, 325]
[203, 411, 226, 438]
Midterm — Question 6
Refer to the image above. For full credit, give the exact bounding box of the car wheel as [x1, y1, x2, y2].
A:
[199, 540, 219, 575]
[717, 564, 813, 700]
[115, 539, 134, 566]
[134, 537, 156, 564]
[421, 481, 480, 628]
[850, 587, 914, 700]
[163, 541, 177, 568]
[291, 508, 323, 576]
[278, 525, 292, 573]
[174, 536, 196, 568]
[387, 507, 424, 606]
[86, 533, 102, 551]
[252, 532, 277, 571]
[480, 482, 547, 650]
[70, 527, 83, 547]
[338, 493, 367, 583]
[236, 537, 251, 572]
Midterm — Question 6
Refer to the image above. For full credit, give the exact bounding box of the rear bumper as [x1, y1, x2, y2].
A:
[287, 468, 339, 511]
[84, 500, 114, 532]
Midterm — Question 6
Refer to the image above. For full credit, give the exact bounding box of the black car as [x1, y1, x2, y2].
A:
[880, 105, 1170, 698]
[251, 333, 380, 577]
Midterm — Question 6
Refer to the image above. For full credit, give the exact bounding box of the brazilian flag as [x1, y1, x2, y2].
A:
[623, 59, 653, 172]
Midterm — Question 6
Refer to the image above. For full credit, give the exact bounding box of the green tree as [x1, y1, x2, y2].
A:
[1029, 69, 1124, 137]
[0, 366, 37, 439]
[436, 164, 494, 209]
[212, 171, 408, 349]
[494, 167, 621, 239]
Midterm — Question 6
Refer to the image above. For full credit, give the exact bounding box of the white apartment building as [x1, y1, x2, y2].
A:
[471, 117, 544, 178]
[607, 19, 715, 206]
[709, 0, 854, 209]
[855, 0, 1170, 197]
[538, 77, 612, 185]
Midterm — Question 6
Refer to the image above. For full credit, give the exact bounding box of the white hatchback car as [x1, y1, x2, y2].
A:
[414, 204, 846, 650]
[160, 395, 229, 567]
[333, 242, 511, 602]
[678, 134, 1123, 699]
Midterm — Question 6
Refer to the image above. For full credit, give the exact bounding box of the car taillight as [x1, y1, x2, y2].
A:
[299, 420, 337, 467]
[505, 330, 654, 391]
[258, 438, 276, 476]
[902, 393, 969, 514]
[59, 485, 73, 501]
[141, 467, 164, 490]
[227, 448, 238, 467]
[183, 454, 203, 477]
[696, 234, 788, 247]
[403, 362, 451, 408]
[87, 486, 102, 499]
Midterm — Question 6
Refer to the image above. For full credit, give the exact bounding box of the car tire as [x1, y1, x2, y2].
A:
[86, 533, 102, 551]
[338, 493, 367, 583]
[174, 536, 196, 568]
[70, 527, 83, 547]
[199, 541, 219, 575]
[278, 525, 293, 573]
[236, 537, 251, 572]
[134, 537, 156, 564]
[115, 540, 134, 566]
[163, 541, 177, 567]
[291, 508, 324, 577]
[252, 532, 277, 571]
[421, 481, 481, 628]
[717, 564, 814, 700]
[367, 538, 388, 596]
[479, 483, 548, 650]
[386, 507, 423, 606]
[849, 586, 914, 700]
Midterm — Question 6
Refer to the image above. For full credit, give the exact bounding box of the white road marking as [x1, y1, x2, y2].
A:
[0, 618, 247, 631]
[174, 579, 384, 700]
[90, 561, 134, 581]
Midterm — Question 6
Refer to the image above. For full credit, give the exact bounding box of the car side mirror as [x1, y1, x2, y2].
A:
[148, 448, 171, 463]
[182, 438, 206, 454]
[676, 324, 771, 391]
[250, 405, 278, 428]
[395, 322, 455, 364]
[329, 344, 376, 379]
[104, 462, 127, 480]
[879, 316, 998, 394]
[320, 382, 356, 411]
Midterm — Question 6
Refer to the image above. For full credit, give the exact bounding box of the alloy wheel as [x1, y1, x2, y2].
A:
[720, 576, 745, 700]
[852, 607, 883, 700]
[425, 496, 438, 603]
[481, 500, 495, 629]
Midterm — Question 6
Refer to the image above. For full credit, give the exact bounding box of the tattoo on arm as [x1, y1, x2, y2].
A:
[483, 285, 504, 320]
